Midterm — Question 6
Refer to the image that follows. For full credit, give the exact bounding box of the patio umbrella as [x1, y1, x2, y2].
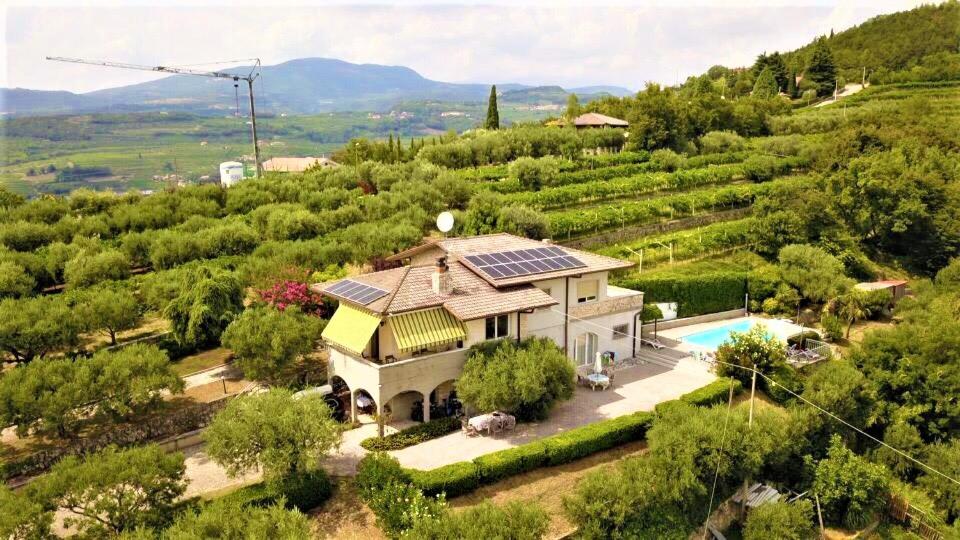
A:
[594, 351, 603, 374]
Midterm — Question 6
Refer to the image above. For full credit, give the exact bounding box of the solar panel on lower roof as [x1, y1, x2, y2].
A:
[464, 247, 586, 280]
[326, 279, 388, 305]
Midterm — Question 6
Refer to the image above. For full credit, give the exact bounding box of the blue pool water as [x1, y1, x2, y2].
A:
[682, 319, 756, 349]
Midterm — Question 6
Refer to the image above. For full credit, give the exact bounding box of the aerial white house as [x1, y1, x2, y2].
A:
[218, 161, 245, 187]
[314, 233, 643, 430]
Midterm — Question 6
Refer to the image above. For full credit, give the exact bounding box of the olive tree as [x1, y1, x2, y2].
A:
[457, 337, 575, 421]
[220, 306, 322, 382]
[162, 499, 311, 539]
[0, 485, 52, 540]
[813, 435, 890, 529]
[778, 244, 851, 303]
[63, 249, 131, 289]
[204, 388, 342, 483]
[0, 295, 82, 363]
[27, 445, 186, 537]
[0, 261, 35, 298]
[77, 285, 142, 345]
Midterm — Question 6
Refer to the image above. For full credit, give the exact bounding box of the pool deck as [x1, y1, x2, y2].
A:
[658, 315, 809, 353]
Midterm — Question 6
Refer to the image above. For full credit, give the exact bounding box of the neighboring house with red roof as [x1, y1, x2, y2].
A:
[854, 279, 909, 304]
[572, 112, 629, 129]
[313, 233, 643, 429]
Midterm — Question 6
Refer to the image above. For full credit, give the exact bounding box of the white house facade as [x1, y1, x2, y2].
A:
[313, 233, 643, 432]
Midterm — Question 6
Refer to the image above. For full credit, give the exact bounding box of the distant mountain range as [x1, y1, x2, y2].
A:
[1, 58, 633, 116]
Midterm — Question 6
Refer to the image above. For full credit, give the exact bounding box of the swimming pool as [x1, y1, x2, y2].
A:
[681, 319, 761, 349]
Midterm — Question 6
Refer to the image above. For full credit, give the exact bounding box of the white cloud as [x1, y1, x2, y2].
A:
[1, 1, 926, 93]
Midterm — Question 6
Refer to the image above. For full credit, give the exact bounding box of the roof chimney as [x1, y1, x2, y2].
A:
[432, 257, 453, 295]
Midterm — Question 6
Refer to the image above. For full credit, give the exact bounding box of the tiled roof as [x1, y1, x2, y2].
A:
[428, 234, 634, 287]
[572, 112, 629, 127]
[313, 260, 557, 320]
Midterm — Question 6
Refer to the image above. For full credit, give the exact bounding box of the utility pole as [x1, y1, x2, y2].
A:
[741, 363, 758, 520]
[46, 56, 263, 178]
[815, 493, 826, 539]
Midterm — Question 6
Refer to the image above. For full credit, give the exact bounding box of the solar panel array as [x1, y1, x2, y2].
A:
[326, 279, 389, 305]
[464, 246, 586, 280]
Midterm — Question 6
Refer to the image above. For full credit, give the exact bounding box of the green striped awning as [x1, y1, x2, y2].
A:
[391, 308, 467, 353]
[321, 304, 381, 356]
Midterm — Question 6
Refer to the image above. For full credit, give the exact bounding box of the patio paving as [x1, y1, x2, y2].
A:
[389, 357, 715, 471]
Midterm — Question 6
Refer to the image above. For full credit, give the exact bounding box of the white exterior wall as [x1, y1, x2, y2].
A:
[326, 267, 644, 421]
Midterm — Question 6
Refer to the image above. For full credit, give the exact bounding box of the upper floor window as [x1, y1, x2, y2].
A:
[485, 313, 509, 340]
[577, 280, 598, 303]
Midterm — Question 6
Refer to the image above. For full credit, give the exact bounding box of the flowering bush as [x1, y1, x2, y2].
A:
[257, 280, 325, 317]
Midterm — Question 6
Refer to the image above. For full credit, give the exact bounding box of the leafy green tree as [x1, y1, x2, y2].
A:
[752, 67, 780, 98]
[497, 205, 550, 240]
[162, 499, 311, 540]
[793, 360, 874, 457]
[806, 37, 837, 96]
[0, 296, 82, 363]
[743, 499, 815, 540]
[221, 306, 322, 382]
[786, 70, 798, 98]
[873, 421, 927, 481]
[0, 485, 52, 540]
[64, 249, 131, 289]
[715, 325, 789, 388]
[778, 244, 851, 302]
[508, 156, 562, 192]
[78, 285, 142, 345]
[565, 93, 581, 119]
[0, 356, 92, 437]
[485, 85, 500, 130]
[408, 500, 549, 540]
[457, 337, 575, 421]
[917, 440, 960, 522]
[462, 191, 503, 235]
[0, 260, 36, 298]
[88, 344, 184, 421]
[204, 388, 342, 483]
[0, 187, 25, 211]
[27, 445, 186, 537]
[813, 435, 890, 529]
[164, 267, 244, 349]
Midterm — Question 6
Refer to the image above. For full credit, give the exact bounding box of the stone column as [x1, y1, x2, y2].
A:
[422, 398, 431, 423]
[350, 389, 358, 424]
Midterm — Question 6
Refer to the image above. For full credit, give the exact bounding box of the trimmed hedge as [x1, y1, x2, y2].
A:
[360, 416, 461, 451]
[678, 378, 743, 407]
[408, 461, 480, 499]
[223, 469, 332, 512]
[616, 271, 747, 318]
[408, 410, 654, 497]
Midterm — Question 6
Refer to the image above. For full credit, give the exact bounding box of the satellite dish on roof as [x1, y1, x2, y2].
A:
[436, 211, 454, 233]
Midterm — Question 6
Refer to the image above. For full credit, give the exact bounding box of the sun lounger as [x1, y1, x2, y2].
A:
[641, 338, 665, 350]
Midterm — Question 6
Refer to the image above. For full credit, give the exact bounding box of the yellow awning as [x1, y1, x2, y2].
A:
[391, 308, 467, 353]
[321, 304, 381, 356]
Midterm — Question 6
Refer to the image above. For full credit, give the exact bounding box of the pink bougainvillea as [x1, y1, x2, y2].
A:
[257, 280, 326, 317]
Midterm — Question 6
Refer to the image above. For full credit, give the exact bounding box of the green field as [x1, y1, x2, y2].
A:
[0, 101, 554, 196]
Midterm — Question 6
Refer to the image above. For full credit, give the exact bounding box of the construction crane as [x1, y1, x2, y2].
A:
[46, 56, 264, 178]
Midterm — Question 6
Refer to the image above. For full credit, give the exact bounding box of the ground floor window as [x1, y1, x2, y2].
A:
[574, 332, 599, 365]
[485, 313, 509, 340]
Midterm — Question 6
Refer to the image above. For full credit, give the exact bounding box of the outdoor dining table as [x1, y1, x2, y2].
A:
[586, 372, 610, 391]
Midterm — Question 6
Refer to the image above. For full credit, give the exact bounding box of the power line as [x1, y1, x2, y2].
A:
[548, 306, 960, 488]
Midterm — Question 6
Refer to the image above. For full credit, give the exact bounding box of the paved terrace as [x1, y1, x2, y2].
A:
[183, 348, 715, 492]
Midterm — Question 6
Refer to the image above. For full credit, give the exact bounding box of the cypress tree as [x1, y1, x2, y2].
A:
[806, 37, 837, 97]
[485, 85, 500, 130]
[786, 70, 798, 98]
[752, 67, 779, 99]
[387, 134, 394, 162]
[565, 93, 581, 119]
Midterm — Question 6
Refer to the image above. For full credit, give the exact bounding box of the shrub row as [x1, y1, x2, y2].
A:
[547, 177, 808, 239]
[223, 469, 332, 512]
[405, 410, 655, 498]
[360, 416, 461, 451]
[594, 216, 757, 267]
[617, 270, 748, 318]
[677, 378, 744, 407]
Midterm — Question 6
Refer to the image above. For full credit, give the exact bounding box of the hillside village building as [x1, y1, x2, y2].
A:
[314, 233, 644, 430]
[262, 156, 339, 173]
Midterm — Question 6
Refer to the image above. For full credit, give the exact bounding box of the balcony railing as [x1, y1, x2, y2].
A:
[569, 288, 644, 319]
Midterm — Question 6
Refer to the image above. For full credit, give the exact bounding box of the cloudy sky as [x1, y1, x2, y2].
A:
[2, 0, 928, 93]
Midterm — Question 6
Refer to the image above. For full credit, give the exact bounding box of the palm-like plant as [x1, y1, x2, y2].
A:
[838, 291, 870, 339]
